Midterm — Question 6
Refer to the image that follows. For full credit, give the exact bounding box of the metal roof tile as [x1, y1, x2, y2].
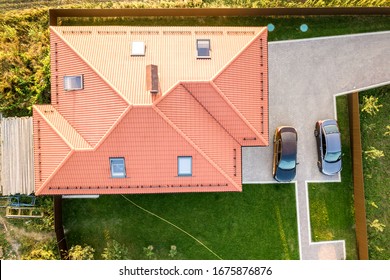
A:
[36, 25, 268, 195]
[53, 26, 265, 105]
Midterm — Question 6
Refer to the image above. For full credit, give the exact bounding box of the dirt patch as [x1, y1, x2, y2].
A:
[0, 215, 55, 259]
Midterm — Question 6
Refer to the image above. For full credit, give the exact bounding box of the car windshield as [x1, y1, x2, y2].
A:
[325, 151, 341, 163]
[278, 158, 296, 170]
[324, 125, 339, 134]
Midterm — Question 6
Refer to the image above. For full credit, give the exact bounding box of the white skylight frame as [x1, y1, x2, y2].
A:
[178, 156, 192, 176]
[131, 41, 146, 56]
[110, 157, 126, 178]
[64, 75, 83, 91]
[196, 39, 211, 59]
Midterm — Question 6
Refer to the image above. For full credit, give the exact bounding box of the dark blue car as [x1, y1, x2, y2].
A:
[272, 126, 298, 182]
[314, 119, 342, 175]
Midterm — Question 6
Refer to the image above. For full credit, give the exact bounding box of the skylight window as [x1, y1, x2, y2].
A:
[131, 41, 145, 56]
[64, 75, 83, 91]
[178, 156, 192, 176]
[110, 157, 126, 178]
[196, 39, 210, 58]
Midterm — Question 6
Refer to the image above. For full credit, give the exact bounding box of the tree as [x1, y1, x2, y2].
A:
[0, 8, 51, 117]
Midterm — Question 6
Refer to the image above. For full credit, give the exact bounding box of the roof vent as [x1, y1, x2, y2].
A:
[131, 41, 145, 56]
[146, 64, 159, 94]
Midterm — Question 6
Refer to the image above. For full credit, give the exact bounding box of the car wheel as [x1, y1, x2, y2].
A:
[317, 161, 322, 170]
[314, 129, 318, 137]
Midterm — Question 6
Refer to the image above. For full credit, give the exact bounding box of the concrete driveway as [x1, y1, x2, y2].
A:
[242, 31, 390, 259]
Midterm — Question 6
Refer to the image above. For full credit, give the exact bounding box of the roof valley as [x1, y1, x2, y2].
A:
[152, 104, 241, 191]
[180, 82, 242, 145]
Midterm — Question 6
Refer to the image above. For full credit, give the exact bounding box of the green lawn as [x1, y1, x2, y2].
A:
[359, 85, 390, 260]
[63, 184, 299, 260]
[308, 95, 358, 260]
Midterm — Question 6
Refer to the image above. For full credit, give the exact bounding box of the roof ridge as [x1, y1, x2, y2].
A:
[153, 81, 181, 106]
[35, 105, 132, 194]
[211, 27, 268, 145]
[91, 105, 133, 150]
[33, 105, 92, 150]
[152, 104, 241, 191]
[209, 81, 268, 145]
[50, 26, 131, 106]
[211, 27, 267, 82]
[180, 82, 242, 146]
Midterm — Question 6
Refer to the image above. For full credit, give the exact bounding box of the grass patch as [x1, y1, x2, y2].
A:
[359, 85, 390, 260]
[63, 184, 299, 260]
[0, 224, 14, 259]
[308, 95, 358, 260]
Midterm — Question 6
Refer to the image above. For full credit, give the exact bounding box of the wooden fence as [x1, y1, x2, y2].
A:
[348, 93, 369, 260]
[49, 7, 390, 25]
[0, 115, 35, 195]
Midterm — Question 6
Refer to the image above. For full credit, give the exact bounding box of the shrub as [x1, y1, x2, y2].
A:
[68, 244, 95, 260]
[361, 96, 383, 115]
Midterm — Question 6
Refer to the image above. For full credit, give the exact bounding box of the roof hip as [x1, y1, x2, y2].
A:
[152, 103, 241, 191]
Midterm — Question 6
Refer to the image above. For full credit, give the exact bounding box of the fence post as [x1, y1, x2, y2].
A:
[54, 195, 69, 260]
[348, 92, 369, 260]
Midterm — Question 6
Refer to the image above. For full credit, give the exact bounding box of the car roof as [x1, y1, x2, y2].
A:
[281, 131, 297, 156]
[326, 133, 341, 153]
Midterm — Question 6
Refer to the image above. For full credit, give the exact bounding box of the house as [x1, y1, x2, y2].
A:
[33, 25, 268, 195]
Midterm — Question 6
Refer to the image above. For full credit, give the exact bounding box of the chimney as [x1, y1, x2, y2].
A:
[146, 64, 159, 94]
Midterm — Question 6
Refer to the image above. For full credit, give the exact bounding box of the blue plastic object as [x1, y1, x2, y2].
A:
[267, 24, 275, 32]
[300, 24, 309, 32]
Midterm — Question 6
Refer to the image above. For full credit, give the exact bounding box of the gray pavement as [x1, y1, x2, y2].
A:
[242, 31, 390, 260]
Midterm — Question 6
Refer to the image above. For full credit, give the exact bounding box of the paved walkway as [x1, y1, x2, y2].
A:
[242, 31, 390, 259]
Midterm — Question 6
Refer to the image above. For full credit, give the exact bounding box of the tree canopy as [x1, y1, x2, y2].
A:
[0, 8, 51, 117]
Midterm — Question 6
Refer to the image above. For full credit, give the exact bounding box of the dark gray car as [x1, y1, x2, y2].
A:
[314, 119, 342, 175]
[273, 126, 298, 182]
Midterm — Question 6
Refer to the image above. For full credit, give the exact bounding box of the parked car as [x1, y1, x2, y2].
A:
[272, 126, 298, 182]
[314, 119, 342, 175]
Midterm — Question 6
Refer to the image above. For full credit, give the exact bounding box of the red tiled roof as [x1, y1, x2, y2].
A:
[50, 30, 130, 147]
[39, 107, 239, 195]
[33, 26, 268, 195]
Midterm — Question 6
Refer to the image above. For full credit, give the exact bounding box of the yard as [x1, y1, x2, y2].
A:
[63, 184, 299, 259]
[59, 14, 389, 260]
[60, 14, 390, 260]
[1, 3, 389, 259]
